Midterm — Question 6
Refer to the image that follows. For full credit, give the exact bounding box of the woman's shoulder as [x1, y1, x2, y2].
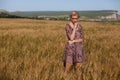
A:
[65, 23, 70, 28]
[78, 24, 83, 29]
[77, 24, 83, 31]
[66, 23, 70, 26]
[78, 23, 82, 27]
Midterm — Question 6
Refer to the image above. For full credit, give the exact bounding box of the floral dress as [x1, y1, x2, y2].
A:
[63, 23, 86, 66]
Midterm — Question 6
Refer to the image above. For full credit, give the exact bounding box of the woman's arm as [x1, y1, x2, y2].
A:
[72, 38, 83, 43]
[69, 22, 78, 40]
[69, 27, 76, 40]
[65, 23, 77, 41]
[68, 38, 83, 45]
[69, 25, 84, 44]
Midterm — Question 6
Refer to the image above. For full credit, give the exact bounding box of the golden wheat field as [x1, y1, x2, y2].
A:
[0, 18, 120, 80]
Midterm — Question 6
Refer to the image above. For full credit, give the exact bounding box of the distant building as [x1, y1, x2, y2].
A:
[100, 11, 118, 20]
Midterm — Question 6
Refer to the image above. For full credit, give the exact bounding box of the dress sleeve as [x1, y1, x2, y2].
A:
[65, 24, 72, 40]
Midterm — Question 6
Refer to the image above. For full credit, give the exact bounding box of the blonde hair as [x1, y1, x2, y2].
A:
[70, 11, 80, 19]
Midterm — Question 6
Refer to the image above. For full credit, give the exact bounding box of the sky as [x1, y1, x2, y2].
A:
[0, 0, 120, 12]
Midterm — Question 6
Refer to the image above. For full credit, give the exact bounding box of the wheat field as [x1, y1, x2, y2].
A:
[0, 18, 120, 80]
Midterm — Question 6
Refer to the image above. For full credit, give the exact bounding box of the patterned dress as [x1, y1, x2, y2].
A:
[63, 23, 86, 66]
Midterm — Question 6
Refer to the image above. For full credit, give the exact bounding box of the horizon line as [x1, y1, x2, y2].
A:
[10, 10, 120, 12]
[0, 9, 120, 12]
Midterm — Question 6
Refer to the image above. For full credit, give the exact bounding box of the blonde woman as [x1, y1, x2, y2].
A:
[63, 11, 86, 76]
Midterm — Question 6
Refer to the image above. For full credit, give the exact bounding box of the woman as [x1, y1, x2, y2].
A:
[63, 11, 86, 75]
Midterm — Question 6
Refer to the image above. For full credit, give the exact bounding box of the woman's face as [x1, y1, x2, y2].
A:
[71, 15, 78, 24]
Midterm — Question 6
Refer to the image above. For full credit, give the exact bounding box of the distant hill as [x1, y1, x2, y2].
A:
[0, 9, 25, 18]
[10, 10, 118, 18]
[1, 9, 120, 21]
[0, 9, 9, 17]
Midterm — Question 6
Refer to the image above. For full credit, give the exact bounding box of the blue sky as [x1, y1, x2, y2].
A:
[0, 0, 120, 12]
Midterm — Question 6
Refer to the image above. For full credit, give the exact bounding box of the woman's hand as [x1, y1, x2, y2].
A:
[68, 40, 74, 45]
[74, 22, 78, 30]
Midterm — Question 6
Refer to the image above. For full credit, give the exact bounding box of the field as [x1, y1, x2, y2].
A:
[0, 19, 120, 80]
